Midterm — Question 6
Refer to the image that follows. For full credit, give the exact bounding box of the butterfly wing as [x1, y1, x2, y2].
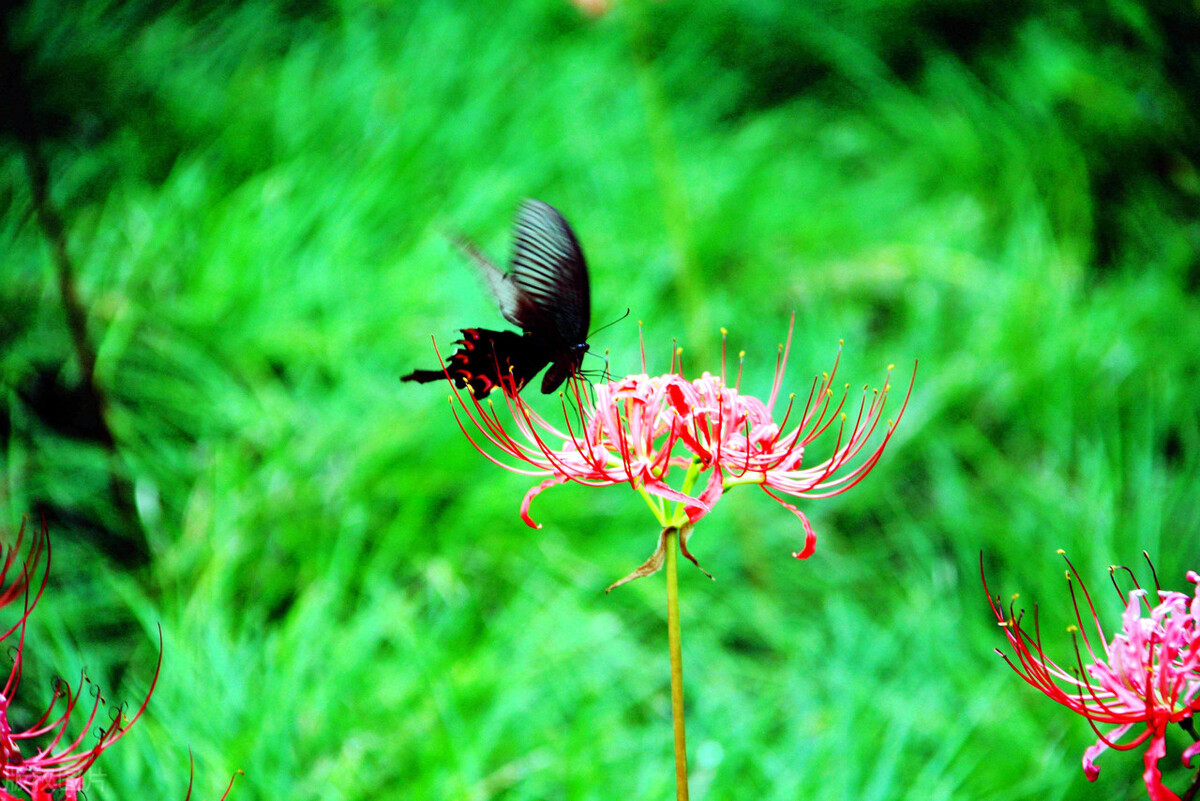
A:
[426, 201, 591, 396]
[450, 235, 523, 328]
[508, 200, 591, 349]
[401, 328, 550, 397]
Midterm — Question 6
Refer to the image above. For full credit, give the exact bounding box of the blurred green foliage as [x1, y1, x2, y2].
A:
[2, 0, 1199, 798]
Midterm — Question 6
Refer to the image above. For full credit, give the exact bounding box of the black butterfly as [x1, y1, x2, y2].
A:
[402, 199, 591, 396]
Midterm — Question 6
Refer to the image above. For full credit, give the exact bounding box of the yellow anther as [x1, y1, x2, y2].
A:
[1066, 625, 1078, 633]
[1056, 549, 1065, 554]
[738, 350, 745, 359]
[720, 327, 727, 336]
[1011, 593, 1019, 601]
[845, 383, 850, 389]
[1065, 570, 1071, 579]
[826, 388, 833, 397]
[840, 412, 846, 422]
[888, 364, 895, 371]
[839, 338, 844, 346]
[676, 347, 683, 356]
[789, 392, 795, 399]
[823, 372, 829, 380]
[884, 384, 890, 392]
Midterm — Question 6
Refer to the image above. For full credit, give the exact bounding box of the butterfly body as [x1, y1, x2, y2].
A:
[403, 200, 591, 396]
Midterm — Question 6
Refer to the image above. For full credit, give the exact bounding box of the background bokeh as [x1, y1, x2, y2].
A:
[3, 1, 1200, 798]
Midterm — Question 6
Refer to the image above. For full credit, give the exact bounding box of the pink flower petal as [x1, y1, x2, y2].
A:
[1183, 736, 1200, 769]
[758, 487, 817, 559]
[520, 477, 569, 529]
[1083, 723, 1133, 781]
[682, 469, 724, 524]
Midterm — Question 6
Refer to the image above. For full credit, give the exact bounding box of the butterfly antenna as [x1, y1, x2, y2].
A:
[588, 308, 631, 338]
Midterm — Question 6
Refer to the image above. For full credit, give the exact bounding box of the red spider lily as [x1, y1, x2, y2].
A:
[441, 317, 913, 571]
[0, 518, 159, 801]
[983, 553, 1200, 801]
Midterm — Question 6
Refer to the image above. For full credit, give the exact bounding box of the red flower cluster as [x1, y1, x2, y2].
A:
[443, 318, 913, 569]
[0, 519, 157, 801]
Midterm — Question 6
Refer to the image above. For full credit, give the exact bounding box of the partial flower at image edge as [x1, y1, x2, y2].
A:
[983, 552, 1200, 801]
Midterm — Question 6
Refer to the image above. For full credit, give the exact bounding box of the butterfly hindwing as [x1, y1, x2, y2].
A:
[401, 329, 551, 396]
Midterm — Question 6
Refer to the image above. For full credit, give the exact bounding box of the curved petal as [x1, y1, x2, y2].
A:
[1183, 736, 1200, 769]
[1082, 723, 1132, 781]
[759, 487, 818, 559]
[520, 476, 570, 529]
[681, 468, 724, 524]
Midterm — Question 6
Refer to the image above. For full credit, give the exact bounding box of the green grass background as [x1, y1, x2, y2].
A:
[3, 0, 1200, 798]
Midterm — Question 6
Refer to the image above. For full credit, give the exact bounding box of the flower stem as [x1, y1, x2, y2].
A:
[665, 526, 690, 801]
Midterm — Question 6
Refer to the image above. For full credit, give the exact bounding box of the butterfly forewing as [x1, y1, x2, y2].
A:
[510, 200, 591, 346]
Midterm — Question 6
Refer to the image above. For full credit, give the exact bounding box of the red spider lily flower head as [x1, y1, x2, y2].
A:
[441, 317, 913, 583]
[0, 519, 159, 800]
[983, 553, 1200, 801]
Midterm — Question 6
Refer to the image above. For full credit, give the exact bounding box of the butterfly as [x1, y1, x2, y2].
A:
[402, 199, 591, 396]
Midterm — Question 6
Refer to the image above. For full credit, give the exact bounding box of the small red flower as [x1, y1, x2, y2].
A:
[984, 553, 1200, 801]
[0, 519, 158, 800]
[440, 317, 913, 578]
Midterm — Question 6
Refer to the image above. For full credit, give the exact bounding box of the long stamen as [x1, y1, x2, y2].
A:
[766, 313, 796, 412]
[639, 321, 647, 373]
[720, 327, 728, 385]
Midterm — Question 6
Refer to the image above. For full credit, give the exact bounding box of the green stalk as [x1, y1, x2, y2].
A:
[665, 526, 689, 800]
